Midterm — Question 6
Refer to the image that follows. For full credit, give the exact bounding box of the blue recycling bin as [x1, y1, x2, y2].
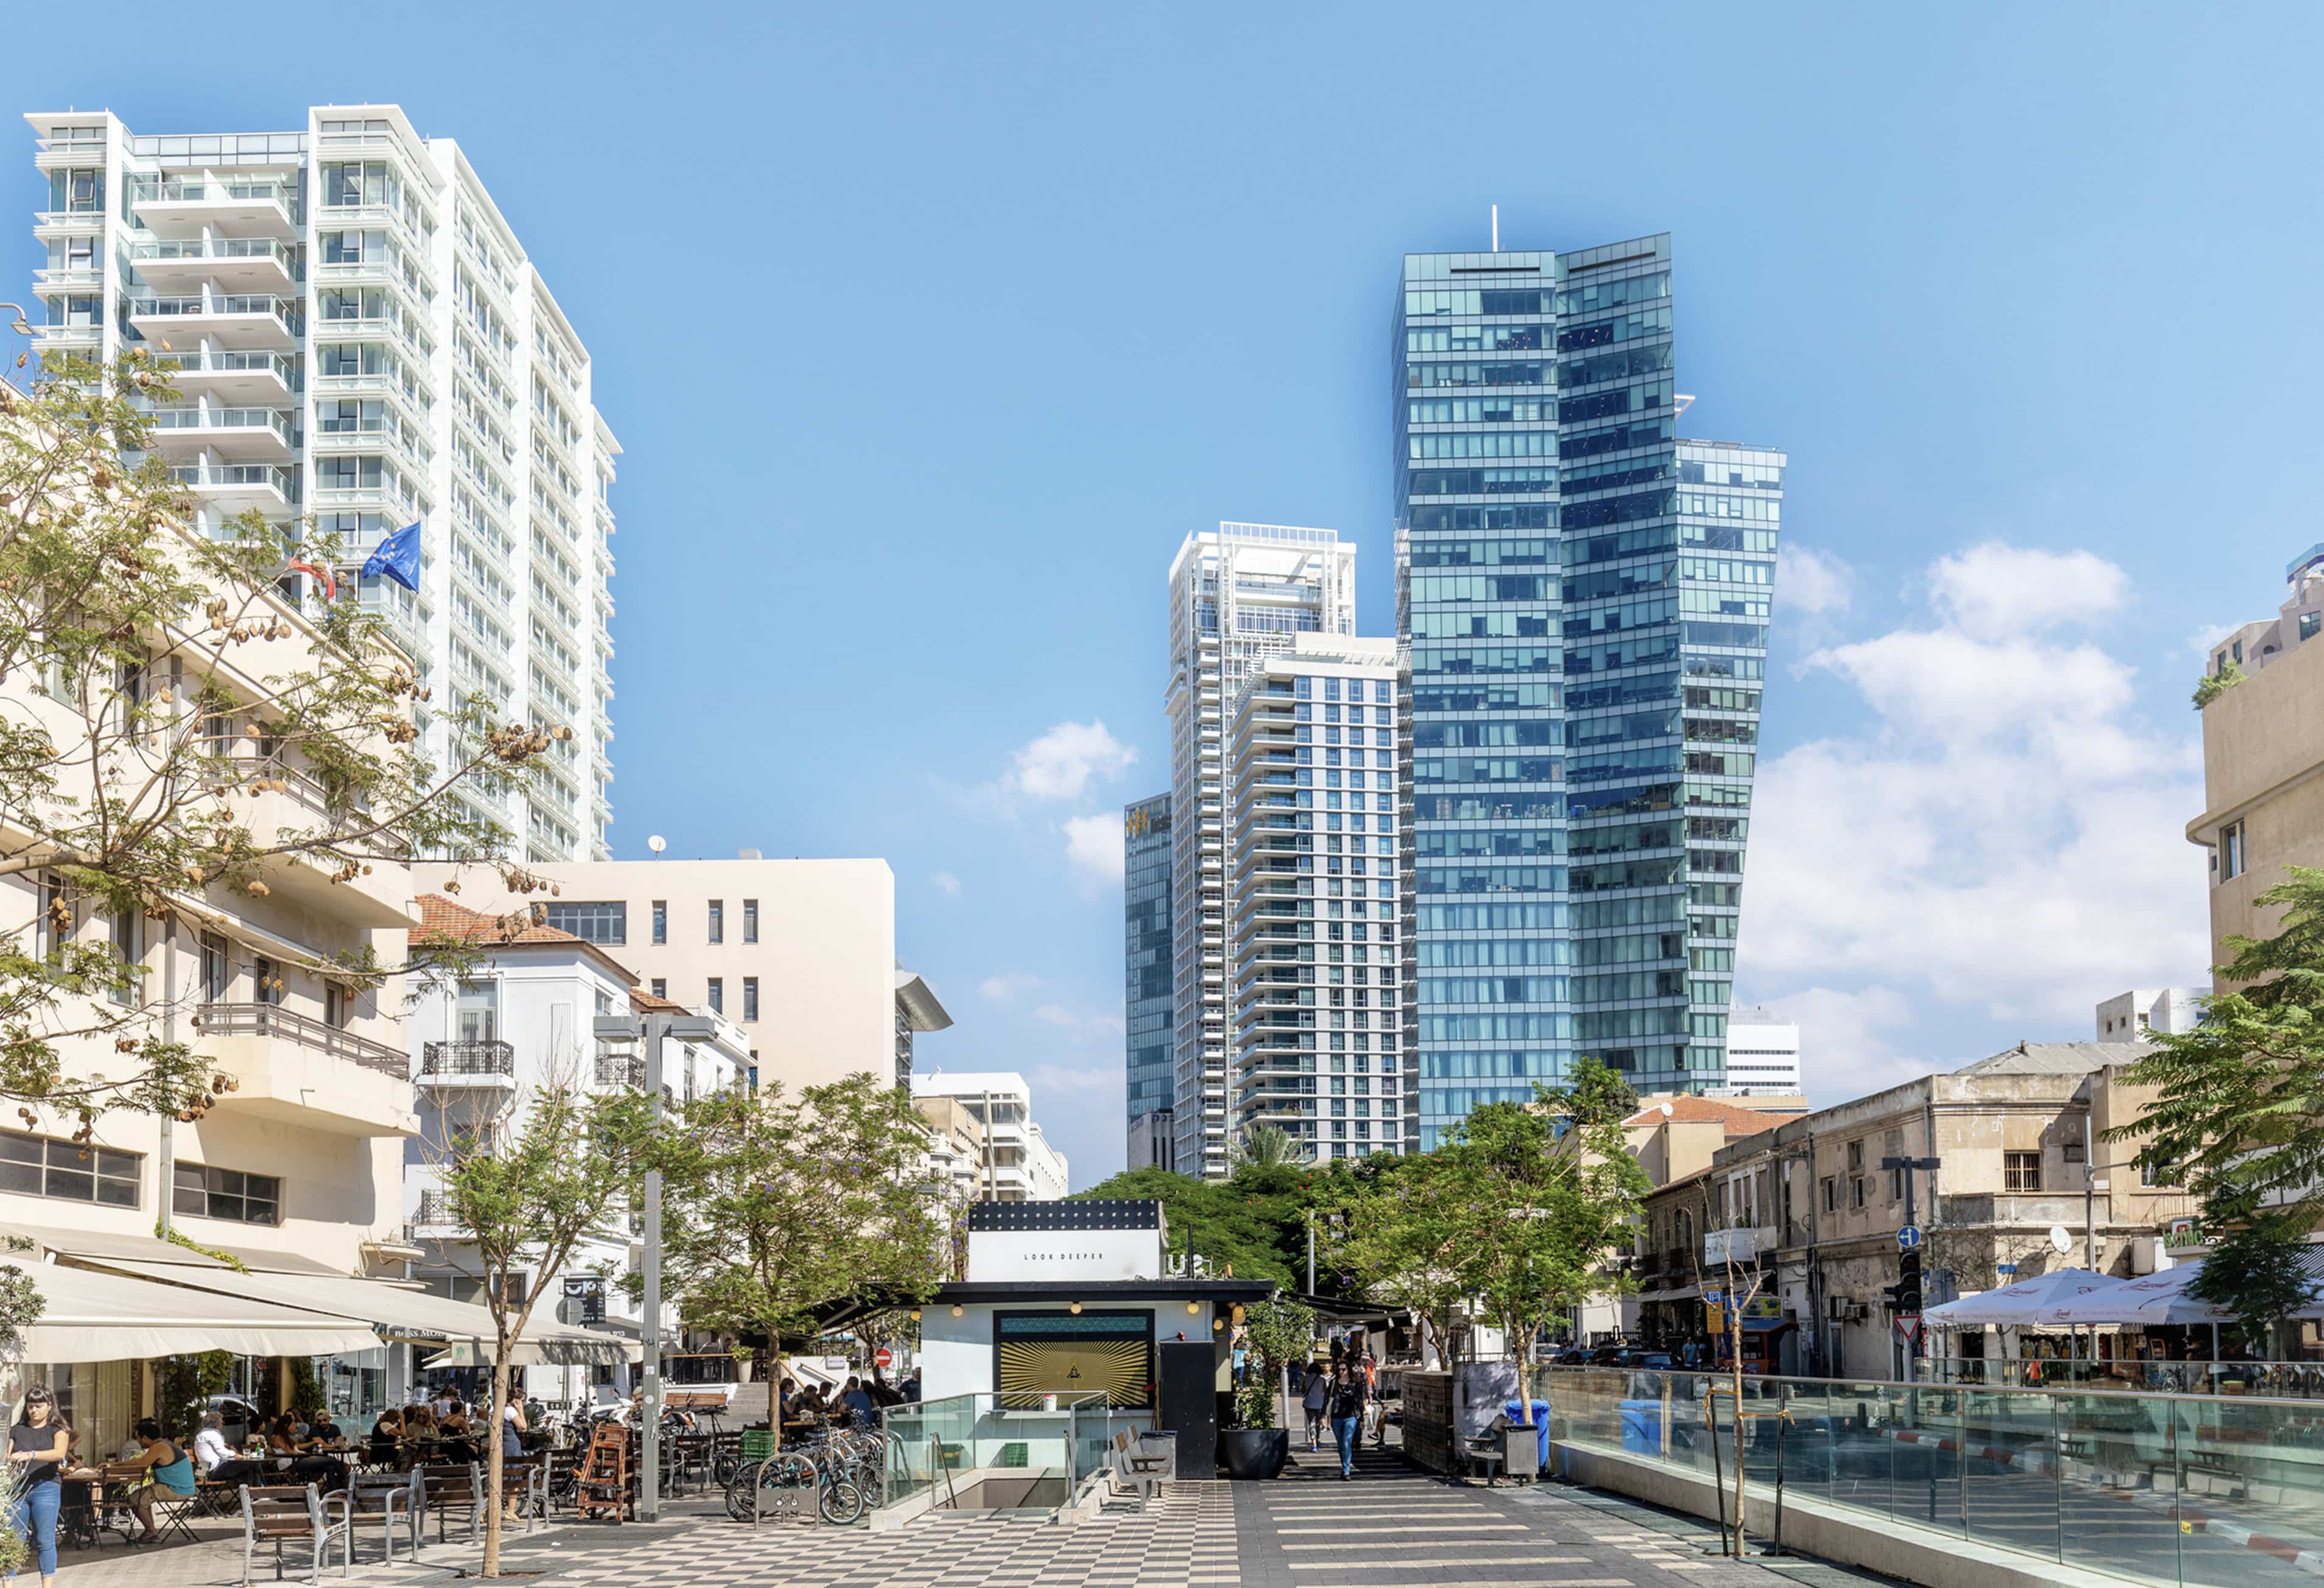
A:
[1502, 1399, 1551, 1468]
[1618, 1399, 1661, 1454]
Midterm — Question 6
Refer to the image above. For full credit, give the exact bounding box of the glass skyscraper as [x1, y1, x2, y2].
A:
[1122, 792, 1176, 1170]
[1394, 234, 1782, 1147]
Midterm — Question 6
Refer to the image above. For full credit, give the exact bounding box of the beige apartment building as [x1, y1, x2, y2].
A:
[2189, 547, 2324, 980]
[449, 855, 952, 1093]
[1631, 1043, 2199, 1378]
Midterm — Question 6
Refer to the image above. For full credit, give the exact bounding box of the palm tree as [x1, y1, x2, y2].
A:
[1232, 1122, 1308, 1169]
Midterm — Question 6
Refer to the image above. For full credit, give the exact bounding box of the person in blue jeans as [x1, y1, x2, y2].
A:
[7, 1385, 69, 1587]
[1327, 1363, 1367, 1480]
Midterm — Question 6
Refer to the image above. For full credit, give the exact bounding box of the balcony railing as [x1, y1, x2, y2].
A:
[128, 293, 299, 329]
[419, 1039, 516, 1078]
[195, 1001, 407, 1077]
[156, 350, 298, 385]
[169, 463, 298, 500]
[406, 1189, 458, 1242]
[130, 176, 294, 206]
[147, 407, 294, 444]
[594, 1053, 644, 1089]
[128, 237, 299, 272]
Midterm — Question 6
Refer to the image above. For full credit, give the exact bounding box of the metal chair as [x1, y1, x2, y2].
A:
[238, 1483, 351, 1585]
[342, 1467, 420, 1563]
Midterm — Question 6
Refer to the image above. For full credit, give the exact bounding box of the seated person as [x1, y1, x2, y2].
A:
[308, 1410, 342, 1446]
[265, 1413, 348, 1491]
[118, 1418, 197, 1544]
[192, 1411, 267, 1489]
[838, 1378, 877, 1428]
[368, 1408, 404, 1466]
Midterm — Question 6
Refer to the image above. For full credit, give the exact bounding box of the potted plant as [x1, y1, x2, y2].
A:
[1221, 1294, 1313, 1479]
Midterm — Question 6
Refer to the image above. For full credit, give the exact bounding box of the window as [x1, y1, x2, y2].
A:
[743, 899, 758, 944]
[174, 1162, 279, 1225]
[650, 978, 666, 999]
[108, 910, 140, 1006]
[253, 955, 281, 1007]
[200, 933, 230, 1002]
[1845, 1140, 1863, 1172]
[454, 981, 498, 1042]
[707, 901, 724, 944]
[1820, 1176, 1837, 1213]
[742, 977, 759, 1022]
[2004, 1151, 2043, 1192]
[1850, 1177, 1866, 1209]
[651, 901, 667, 945]
[707, 978, 724, 1014]
[2063, 1139, 2086, 1164]
[0, 1129, 139, 1207]
[2220, 821, 2247, 882]
[544, 901, 625, 944]
[1888, 1167, 1904, 1203]
[324, 983, 349, 1030]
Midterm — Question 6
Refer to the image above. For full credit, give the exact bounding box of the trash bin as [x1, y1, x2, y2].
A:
[1619, 1399, 1660, 1455]
[1501, 1399, 1550, 1475]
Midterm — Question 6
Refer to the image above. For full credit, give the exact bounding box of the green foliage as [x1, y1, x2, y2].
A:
[2110, 866, 2324, 1331]
[653, 1074, 944, 1436]
[1232, 1122, 1306, 1169]
[286, 1357, 323, 1416]
[1231, 1292, 1316, 1430]
[1071, 1165, 1312, 1288]
[2193, 662, 2247, 709]
[152, 1351, 234, 1440]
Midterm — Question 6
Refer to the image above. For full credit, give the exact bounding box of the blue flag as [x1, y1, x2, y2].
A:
[362, 521, 422, 593]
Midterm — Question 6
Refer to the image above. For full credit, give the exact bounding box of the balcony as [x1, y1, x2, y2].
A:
[127, 237, 298, 294]
[158, 350, 296, 405]
[169, 463, 297, 516]
[32, 267, 103, 294]
[128, 293, 298, 352]
[223, 759, 415, 926]
[144, 406, 296, 462]
[193, 1002, 416, 1137]
[418, 1039, 517, 1090]
[594, 1053, 643, 1089]
[405, 1188, 460, 1242]
[130, 176, 296, 239]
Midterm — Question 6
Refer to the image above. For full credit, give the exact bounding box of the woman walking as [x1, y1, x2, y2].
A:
[1327, 1361, 1367, 1480]
[1299, 1362, 1329, 1452]
[6, 1386, 68, 1588]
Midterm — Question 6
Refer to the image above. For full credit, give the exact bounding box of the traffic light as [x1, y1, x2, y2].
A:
[1880, 1283, 1906, 1312]
[1897, 1249, 1924, 1314]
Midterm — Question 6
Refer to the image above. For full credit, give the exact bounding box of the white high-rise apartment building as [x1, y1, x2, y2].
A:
[1164, 524, 1356, 1179]
[26, 105, 617, 862]
[1715, 1007, 1802, 1096]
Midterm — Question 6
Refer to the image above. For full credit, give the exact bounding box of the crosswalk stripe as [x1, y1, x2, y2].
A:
[1273, 1523, 1528, 1536]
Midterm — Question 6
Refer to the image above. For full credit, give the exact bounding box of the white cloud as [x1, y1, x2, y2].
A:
[1738, 986, 1942, 1103]
[2185, 622, 2241, 664]
[1927, 543, 2129, 641]
[930, 870, 962, 898]
[1062, 813, 1125, 886]
[1777, 544, 1855, 616]
[1028, 1063, 1118, 1096]
[1006, 721, 1136, 803]
[1031, 1005, 1126, 1044]
[980, 973, 1040, 1003]
[1740, 543, 2210, 1053]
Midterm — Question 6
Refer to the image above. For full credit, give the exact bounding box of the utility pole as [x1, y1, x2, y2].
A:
[1305, 1209, 1315, 1296]
[640, 1014, 665, 1523]
[1880, 1154, 1940, 1383]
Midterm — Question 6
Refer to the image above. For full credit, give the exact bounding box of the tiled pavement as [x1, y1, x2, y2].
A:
[49, 1447, 1900, 1588]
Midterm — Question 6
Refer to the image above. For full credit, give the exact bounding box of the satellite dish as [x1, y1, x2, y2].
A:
[647, 835, 667, 855]
[2049, 1225, 2072, 1254]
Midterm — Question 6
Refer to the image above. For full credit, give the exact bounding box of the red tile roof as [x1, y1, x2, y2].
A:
[414, 894, 639, 984]
[1624, 1095, 1792, 1136]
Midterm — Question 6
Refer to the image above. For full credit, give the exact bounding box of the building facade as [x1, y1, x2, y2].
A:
[1226, 635, 1405, 1163]
[448, 856, 951, 1095]
[2094, 988, 2205, 1042]
[1164, 524, 1358, 1178]
[1394, 237, 1782, 1145]
[26, 105, 619, 863]
[2189, 549, 2324, 982]
[1715, 1007, 1801, 1096]
[1123, 792, 1176, 1170]
[910, 1073, 1070, 1201]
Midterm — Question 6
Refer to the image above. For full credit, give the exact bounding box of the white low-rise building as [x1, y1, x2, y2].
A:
[2094, 988, 2206, 1042]
[911, 1072, 1071, 1200]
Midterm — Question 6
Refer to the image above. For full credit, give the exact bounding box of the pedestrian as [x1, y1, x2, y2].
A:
[1327, 1361, 1366, 1480]
[5, 1386, 68, 1588]
[1300, 1361, 1329, 1452]
[1361, 1349, 1387, 1448]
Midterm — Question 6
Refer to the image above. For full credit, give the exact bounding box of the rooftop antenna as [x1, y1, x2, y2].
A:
[1490, 204, 1500, 253]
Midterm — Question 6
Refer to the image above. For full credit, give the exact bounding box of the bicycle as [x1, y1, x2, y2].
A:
[723, 1441, 864, 1525]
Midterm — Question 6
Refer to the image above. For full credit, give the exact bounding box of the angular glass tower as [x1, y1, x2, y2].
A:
[1123, 792, 1176, 1169]
[1393, 235, 1781, 1147]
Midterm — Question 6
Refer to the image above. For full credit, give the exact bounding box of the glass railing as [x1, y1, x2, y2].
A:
[147, 407, 293, 443]
[129, 293, 296, 326]
[876, 1392, 1099, 1514]
[1539, 1364, 2324, 1588]
[1924, 1357, 2324, 1399]
[130, 177, 292, 205]
[156, 350, 297, 385]
[169, 463, 297, 499]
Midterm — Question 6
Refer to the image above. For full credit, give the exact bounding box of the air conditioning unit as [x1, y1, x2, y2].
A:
[1827, 1295, 1852, 1321]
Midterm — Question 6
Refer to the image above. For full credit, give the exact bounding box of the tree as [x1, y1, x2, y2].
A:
[1071, 1165, 1313, 1288]
[653, 1075, 944, 1452]
[1232, 1291, 1315, 1430]
[435, 1067, 650, 1575]
[1232, 1122, 1307, 1170]
[1329, 1151, 1473, 1371]
[0, 351, 561, 1124]
[1440, 1061, 1650, 1413]
[2110, 868, 2324, 1333]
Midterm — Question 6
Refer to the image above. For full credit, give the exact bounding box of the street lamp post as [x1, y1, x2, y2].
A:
[595, 1010, 717, 1523]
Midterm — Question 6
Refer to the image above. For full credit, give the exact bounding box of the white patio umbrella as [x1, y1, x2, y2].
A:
[2046, 1250, 2324, 1327]
[1925, 1268, 2124, 1327]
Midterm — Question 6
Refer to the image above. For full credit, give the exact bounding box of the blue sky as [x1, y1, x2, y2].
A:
[21, 2, 2320, 1186]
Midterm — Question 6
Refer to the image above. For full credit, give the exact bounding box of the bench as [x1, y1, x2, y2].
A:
[343, 1469, 420, 1563]
[413, 1462, 482, 1544]
[1460, 1434, 1506, 1487]
[497, 1455, 550, 1529]
[238, 1484, 351, 1585]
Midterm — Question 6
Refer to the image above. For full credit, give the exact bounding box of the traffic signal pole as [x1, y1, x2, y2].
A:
[1880, 1155, 1940, 1383]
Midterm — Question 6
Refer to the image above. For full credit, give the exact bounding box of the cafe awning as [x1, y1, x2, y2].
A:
[2045, 1251, 2324, 1326]
[1924, 1268, 2124, 1327]
[10, 1260, 380, 1361]
[82, 1259, 628, 1366]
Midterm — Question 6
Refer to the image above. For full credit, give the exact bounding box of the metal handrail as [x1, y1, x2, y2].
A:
[1529, 1360, 2324, 1410]
[419, 1039, 515, 1077]
[195, 1000, 407, 1077]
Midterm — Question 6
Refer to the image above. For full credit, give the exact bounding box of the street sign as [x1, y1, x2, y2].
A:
[1896, 1315, 1922, 1345]
[1704, 1288, 1724, 1305]
[1897, 1225, 1923, 1251]
[874, 1347, 893, 1369]
[1997, 1263, 2018, 1276]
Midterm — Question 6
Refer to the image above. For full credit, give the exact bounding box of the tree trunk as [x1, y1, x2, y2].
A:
[770, 1348, 785, 1455]
[483, 1351, 511, 1576]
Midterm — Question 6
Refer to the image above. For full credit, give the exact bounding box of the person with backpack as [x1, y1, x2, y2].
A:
[1299, 1361, 1329, 1452]
[1327, 1361, 1367, 1479]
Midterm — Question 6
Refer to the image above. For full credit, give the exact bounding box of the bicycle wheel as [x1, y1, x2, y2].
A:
[723, 1458, 764, 1522]
[818, 1476, 865, 1525]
